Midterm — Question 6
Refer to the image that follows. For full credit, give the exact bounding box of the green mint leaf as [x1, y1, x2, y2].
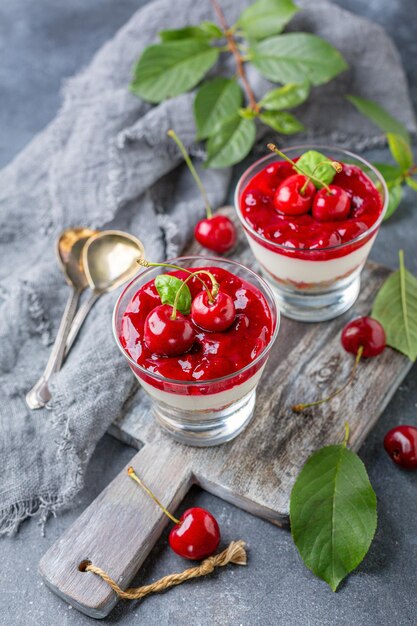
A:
[259, 82, 310, 111]
[372, 251, 417, 360]
[373, 162, 403, 182]
[387, 133, 414, 172]
[406, 177, 417, 191]
[205, 115, 256, 168]
[290, 443, 377, 592]
[155, 275, 191, 315]
[294, 150, 336, 188]
[130, 41, 219, 103]
[383, 183, 403, 221]
[238, 0, 299, 41]
[346, 96, 410, 143]
[160, 22, 223, 41]
[383, 184, 403, 220]
[194, 78, 243, 140]
[251, 33, 347, 86]
[260, 110, 304, 134]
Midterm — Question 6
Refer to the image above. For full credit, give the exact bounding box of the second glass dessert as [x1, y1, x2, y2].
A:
[235, 145, 388, 322]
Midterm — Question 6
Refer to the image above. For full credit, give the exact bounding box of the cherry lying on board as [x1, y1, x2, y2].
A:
[128, 467, 221, 560]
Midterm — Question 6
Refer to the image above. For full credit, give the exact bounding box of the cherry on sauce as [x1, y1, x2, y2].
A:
[169, 507, 221, 560]
[191, 290, 236, 332]
[144, 304, 195, 357]
[195, 215, 237, 254]
[384, 426, 417, 469]
[273, 174, 316, 216]
[312, 185, 351, 222]
[341, 316, 386, 358]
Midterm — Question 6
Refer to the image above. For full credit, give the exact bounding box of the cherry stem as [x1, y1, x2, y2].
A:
[167, 129, 213, 219]
[127, 467, 180, 525]
[137, 260, 213, 301]
[292, 345, 364, 412]
[267, 143, 333, 194]
[170, 269, 219, 320]
[343, 422, 350, 448]
[300, 160, 342, 195]
[209, 0, 259, 112]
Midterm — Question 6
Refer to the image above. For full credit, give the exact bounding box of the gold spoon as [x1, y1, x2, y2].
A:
[64, 230, 145, 356]
[26, 227, 97, 410]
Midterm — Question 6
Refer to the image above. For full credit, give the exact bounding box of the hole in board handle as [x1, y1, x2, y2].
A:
[78, 559, 92, 572]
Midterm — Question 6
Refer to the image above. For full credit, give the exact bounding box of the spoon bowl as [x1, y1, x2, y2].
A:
[83, 230, 145, 292]
[57, 227, 97, 289]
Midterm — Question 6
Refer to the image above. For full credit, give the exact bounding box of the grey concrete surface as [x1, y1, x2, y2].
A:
[1, 1, 417, 625]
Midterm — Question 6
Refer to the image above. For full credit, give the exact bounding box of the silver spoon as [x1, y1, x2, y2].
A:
[64, 230, 145, 356]
[25, 227, 97, 410]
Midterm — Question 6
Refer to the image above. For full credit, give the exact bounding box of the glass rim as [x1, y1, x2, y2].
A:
[234, 144, 389, 254]
[112, 255, 280, 386]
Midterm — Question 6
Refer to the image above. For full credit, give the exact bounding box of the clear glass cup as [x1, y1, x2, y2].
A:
[234, 145, 389, 322]
[113, 256, 279, 447]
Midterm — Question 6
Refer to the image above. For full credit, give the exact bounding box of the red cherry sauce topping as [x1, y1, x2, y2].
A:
[169, 507, 221, 560]
[384, 426, 417, 470]
[240, 160, 383, 259]
[119, 267, 272, 388]
[341, 316, 386, 358]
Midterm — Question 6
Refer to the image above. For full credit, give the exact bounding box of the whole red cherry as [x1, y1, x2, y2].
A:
[169, 507, 221, 560]
[341, 316, 386, 357]
[195, 215, 237, 254]
[384, 426, 417, 469]
[191, 290, 236, 332]
[144, 304, 195, 357]
[273, 174, 316, 216]
[312, 185, 351, 221]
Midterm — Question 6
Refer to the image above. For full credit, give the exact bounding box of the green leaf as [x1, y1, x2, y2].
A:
[290, 443, 377, 592]
[386, 133, 413, 172]
[259, 82, 310, 111]
[251, 33, 347, 86]
[160, 22, 223, 41]
[130, 40, 219, 103]
[373, 162, 403, 182]
[194, 78, 243, 140]
[260, 110, 304, 134]
[294, 150, 337, 188]
[238, 0, 299, 40]
[238, 107, 257, 120]
[346, 96, 410, 143]
[383, 184, 403, 221]
[372, 251, 417, 360]
[205, 115, 256, 168]
[155, 275, 191, 315]
[406, 176, 417, 191]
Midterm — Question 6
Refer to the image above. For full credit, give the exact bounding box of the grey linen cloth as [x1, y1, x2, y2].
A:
[0, 0, 415, 535]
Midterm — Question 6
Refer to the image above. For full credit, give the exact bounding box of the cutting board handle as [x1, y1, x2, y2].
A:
[39, 443, 192, 619]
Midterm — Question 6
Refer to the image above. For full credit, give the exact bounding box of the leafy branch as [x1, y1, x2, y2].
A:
[130, 0, 347, 168]
[347, 95, 416, 220]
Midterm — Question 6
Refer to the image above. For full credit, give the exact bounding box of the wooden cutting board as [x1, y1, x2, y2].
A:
[39, 208, 412, 618]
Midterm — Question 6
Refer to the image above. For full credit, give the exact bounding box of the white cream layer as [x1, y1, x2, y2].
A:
[246, 236, 376, 286]
[135, 365, 266, 411]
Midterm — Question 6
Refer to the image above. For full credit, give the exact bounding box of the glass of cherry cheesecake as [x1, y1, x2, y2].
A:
[113, 256, 279, 447]
[235, 146, 388, 321]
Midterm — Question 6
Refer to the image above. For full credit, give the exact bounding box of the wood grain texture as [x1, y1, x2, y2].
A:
[40, 207, 413, 618]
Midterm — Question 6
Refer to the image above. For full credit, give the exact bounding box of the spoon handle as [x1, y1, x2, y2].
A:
[25, 288, 81, 410]
[64, 290, 101, 357]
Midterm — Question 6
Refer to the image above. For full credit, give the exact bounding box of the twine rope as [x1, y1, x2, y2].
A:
[85, 540, 247, 601]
